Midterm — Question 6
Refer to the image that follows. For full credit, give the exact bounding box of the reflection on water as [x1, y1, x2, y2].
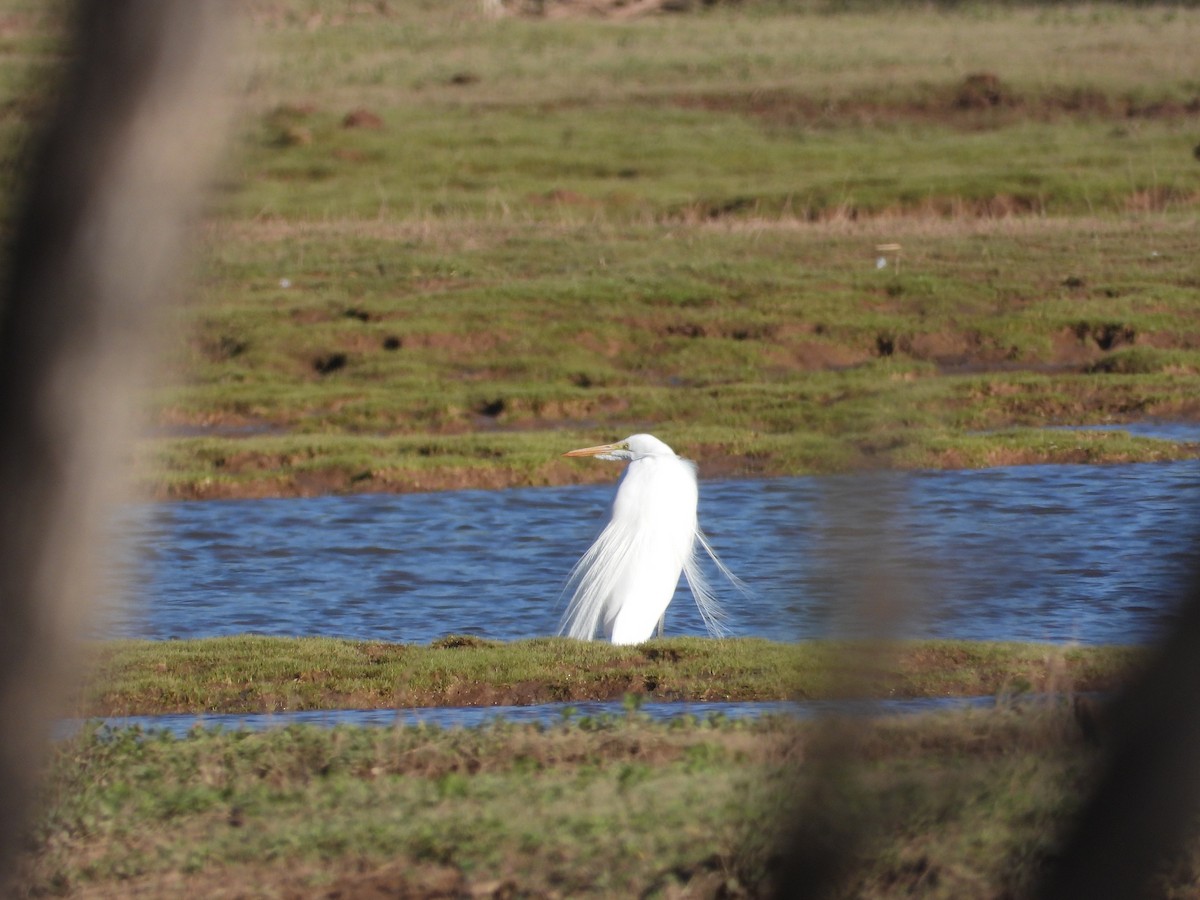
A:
[103, 459, 1200, 647]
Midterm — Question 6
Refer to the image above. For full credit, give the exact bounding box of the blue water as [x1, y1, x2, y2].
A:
[1052, 421, 1200, 443]
[102, 458, 1200, 647]
[69, 695, 1008, 739]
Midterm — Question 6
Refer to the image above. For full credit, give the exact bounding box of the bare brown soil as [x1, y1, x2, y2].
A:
[503, 0, 696, 20]
[156, 465, 577, 502]
[59, 854, 741, 899]
[47, 859, 528, 900]
[668, 79, 1200, 129]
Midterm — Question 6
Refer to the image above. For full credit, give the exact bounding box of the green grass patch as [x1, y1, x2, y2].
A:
[22, 704, 1200, 897]
[147, 212, 1200, 497]
[224, 103, 1200, 222]
[79, 636, 1142, 716]
[6, 3, 1200, 498]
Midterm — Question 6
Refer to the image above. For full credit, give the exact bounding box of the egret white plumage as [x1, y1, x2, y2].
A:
[558, 434, 738, 645]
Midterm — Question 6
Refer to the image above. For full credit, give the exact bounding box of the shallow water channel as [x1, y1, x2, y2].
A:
[97, 435, 1200, 731]
[78, 696, 1005, 739]
[107, 455, 1200, 648]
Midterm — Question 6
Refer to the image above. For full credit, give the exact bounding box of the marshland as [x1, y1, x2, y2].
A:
[5, 0, 1200, 896]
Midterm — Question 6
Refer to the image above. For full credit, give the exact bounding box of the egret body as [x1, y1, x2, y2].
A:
[558, 434, 734, 645]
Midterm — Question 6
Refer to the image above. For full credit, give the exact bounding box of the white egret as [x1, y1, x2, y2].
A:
[558, 433, 738, 645]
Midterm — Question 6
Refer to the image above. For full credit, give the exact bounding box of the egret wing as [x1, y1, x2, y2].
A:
[557, 520, 636, 640]
[681, 529, 743, 638]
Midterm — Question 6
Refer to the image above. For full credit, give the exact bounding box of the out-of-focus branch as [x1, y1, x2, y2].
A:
[1035, 573, 1200, 897]
[771, 474, 921, 898]
[0, 0, 229, 878]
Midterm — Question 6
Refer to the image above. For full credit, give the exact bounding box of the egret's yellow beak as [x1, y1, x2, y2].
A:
[563, 441, 623, 458]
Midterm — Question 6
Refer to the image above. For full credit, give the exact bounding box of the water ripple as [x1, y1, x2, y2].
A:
[100, 460, 1200, 646]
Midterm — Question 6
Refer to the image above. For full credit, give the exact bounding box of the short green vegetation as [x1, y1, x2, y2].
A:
[8, 1, 1200, 499]
[78, 636, 1141, 716]
[20, 706, 1200, 897]
[8, 3, 1200, 896]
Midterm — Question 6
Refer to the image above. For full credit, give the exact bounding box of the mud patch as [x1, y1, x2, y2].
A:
[955, 72, 1008, 110]
[904, 331, 985, 364]
[770, 340, 870, 372]
[472, 394, 632, 425]
[313, 352, 348, 375]
[476, 398, 507, 418]
[1125, 185, 1199, 212]
[665, 321, 708, 338]
[406, 331, 513, 354]
[290, 306, 335, 325]
[527, 188, 598, 206]
[501, 0, 699, 19]
[317, 862, 474, 900]
[341, 108, 383, 129]
[665, 78, 1200, 132]
[1049, 328, 1105, 367]
[195, 333, 248, 362]
[431, 635, 502, 649]
[1072, 322, 1136, 352]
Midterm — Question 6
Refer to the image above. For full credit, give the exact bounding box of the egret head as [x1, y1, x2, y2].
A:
[563, 433, 676, 462]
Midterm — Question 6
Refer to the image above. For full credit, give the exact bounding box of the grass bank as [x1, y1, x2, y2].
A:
[79, 636, 1141, 716]
[7, 3, 1200, 499]
[152, 211, 1200, 499]
[21, 705, 1200, 897]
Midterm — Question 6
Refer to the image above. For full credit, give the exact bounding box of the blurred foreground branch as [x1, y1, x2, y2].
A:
[1035, 573, 1200, 897]
[0, 0, 229, 878]
[777, 478, 1200, 896]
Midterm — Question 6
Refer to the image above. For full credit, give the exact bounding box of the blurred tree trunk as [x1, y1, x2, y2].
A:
[0, 0, 229, 879]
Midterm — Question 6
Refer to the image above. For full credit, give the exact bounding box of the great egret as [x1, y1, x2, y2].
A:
[558, 433, 738, 645]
